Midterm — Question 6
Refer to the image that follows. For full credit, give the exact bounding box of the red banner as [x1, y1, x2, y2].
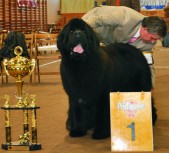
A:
[17, 0, 37, 7]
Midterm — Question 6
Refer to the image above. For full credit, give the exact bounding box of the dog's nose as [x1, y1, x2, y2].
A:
[74, 31, 81, 37]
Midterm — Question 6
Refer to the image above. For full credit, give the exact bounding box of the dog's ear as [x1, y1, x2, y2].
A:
[57, 23, 69, 52]
[85, 24, 100, 51]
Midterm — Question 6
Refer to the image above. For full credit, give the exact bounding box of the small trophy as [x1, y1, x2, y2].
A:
[1, 46, 41, 151]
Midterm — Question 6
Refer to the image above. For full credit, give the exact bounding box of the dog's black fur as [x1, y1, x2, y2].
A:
[57, 18, 157, 140]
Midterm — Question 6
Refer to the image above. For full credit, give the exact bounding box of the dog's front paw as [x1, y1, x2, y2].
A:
[92, 131, 110, 140]
[69, 130, 86, 137]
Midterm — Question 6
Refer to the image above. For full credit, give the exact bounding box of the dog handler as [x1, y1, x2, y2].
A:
[82, 6, 167, 88]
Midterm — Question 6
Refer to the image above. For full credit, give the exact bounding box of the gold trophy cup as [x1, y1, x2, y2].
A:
[1, 46, 41, 151]
[3, 46, 35, 107]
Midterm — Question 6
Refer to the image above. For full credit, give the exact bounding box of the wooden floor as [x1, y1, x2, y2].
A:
[0, 42, 169, 153]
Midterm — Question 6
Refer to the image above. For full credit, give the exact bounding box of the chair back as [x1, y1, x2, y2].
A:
[24, 33, 34, 58]
[33, 33, 60, 82]
[34, 33, 58, 45]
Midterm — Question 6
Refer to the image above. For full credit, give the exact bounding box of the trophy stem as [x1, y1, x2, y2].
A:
[23, 110, 29, 134]
[5, 110, 11, 144]
[16, 76, 23, 97]
[16, 75, 24, 107]
[31, 109, 38, 144]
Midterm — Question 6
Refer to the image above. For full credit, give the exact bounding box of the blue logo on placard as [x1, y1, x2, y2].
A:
[140, 0, 166, 10]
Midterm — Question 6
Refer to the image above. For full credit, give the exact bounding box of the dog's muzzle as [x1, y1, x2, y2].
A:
[74, 30, 83, 38]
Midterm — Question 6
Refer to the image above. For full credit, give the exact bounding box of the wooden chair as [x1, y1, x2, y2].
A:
[33, 33, 61, 82]
[1, 62, 9, 84]
[24, 33, 34, 82]
[0, 34, 3, 48]
[24, 33, 34, 57]
[0, 30, 9, 83]
[0, 34, 3, 83]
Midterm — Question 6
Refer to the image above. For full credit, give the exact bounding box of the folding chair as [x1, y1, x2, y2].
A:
[34, 33, 61, 82]
[0, 30, 9, 83]
[24, 33, 34, 57]
[24, 33, 34, 82]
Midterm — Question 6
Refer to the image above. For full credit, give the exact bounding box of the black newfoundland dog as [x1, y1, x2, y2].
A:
[57, 18, 157, 140]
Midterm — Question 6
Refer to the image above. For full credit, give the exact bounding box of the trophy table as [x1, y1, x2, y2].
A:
[1, 46, 41, 151]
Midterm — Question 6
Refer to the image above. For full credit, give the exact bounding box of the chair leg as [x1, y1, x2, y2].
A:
[6, 75, 8, 83]
[34, 61, 37, 83]
[1, 73, 4, 84]
[1, 73, 8, 84]
[37, 59, 40, 82]
[30, 74, 32, 83]
[1, 64, 4, 84]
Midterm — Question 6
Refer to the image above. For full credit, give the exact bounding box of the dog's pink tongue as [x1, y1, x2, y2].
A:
[73, 44, 84, 54]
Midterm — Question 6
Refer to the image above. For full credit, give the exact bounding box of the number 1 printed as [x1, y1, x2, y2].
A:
[127, 122, 136, 141]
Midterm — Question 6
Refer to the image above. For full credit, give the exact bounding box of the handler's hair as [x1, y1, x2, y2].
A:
[142, 16, 167, 37]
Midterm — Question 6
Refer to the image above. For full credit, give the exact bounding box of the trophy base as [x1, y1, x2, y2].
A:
[2, 141, 41, 151]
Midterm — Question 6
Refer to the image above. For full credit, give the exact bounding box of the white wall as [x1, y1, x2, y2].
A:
[47, 0, 60, 24]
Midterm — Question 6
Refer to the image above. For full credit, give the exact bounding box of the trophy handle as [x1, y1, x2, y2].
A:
[3, 59, 9, 76]
[14, 46, 23, 56]
[28, 59, 36, 76]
